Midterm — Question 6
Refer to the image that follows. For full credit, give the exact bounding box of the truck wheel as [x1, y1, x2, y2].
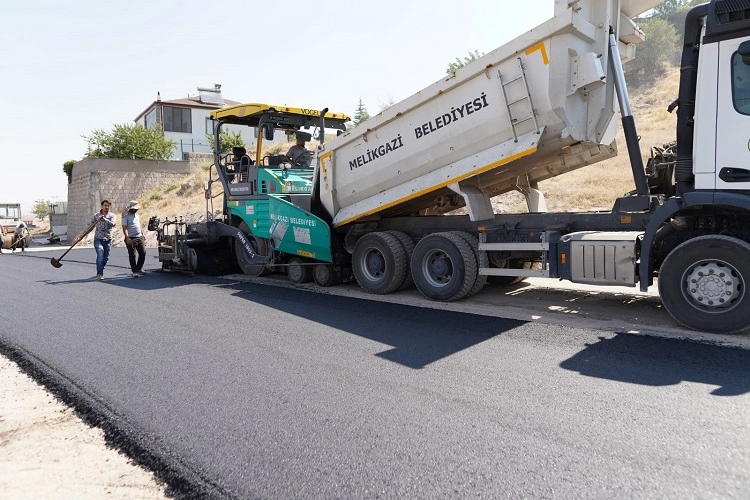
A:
[452, 232, 488, 297]
[384, 231, 415, 291]
[313, 264, 338, 287]
[658, 235, 750, 334]
[411, 232, 478, 301]
[235, 222, 272, 276]
[288, 257, 312, 284]
[353, 232, 409, 294]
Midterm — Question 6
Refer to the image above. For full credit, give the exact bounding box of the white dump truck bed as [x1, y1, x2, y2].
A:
[316, 0, 661, 228]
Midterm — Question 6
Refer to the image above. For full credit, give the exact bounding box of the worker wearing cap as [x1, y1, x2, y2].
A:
[282, 133, 313, 167]
[122, 200, 146, 277]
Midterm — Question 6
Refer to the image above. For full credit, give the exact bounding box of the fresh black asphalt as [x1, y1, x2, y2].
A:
[2, 248, 750, 499]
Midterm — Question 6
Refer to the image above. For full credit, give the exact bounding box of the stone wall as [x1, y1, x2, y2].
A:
[66, 153, 212, 238]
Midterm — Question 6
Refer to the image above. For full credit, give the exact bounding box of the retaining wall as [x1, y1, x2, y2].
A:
[67, 153, 211, 238]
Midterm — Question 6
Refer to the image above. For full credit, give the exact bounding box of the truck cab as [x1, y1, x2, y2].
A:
[694, 34, 750, 191]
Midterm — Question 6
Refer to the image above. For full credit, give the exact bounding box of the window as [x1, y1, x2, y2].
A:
[205, 117, 215, 135]
[144, 108, 157, 129]
[163, 106, 192, 133]
[732, 52, 750, 115]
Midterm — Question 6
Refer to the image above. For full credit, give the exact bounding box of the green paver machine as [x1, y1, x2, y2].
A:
[151, 104, 350, 281]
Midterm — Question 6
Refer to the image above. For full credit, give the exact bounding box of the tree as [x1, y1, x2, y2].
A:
[446, 50, 484, 74]
[32, 199, 51, 221]
[378, 98, 396, 113]
[62, 160, 76, 184]
[352, 98, 370, 127]
[624, 17, 679, 87]
[82, 123, 176, 160]
[662, 0, 704, 40]
[206, 130, 246, 154]
[653, 0, 703, 23]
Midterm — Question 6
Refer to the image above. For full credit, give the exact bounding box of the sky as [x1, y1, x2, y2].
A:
[0, 0, 553, 216]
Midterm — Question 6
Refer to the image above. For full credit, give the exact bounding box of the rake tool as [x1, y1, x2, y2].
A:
[8, 235, 27, 251]
[50, 219, 100, 268]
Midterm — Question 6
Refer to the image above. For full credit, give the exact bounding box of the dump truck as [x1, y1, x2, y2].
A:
[153, 0, 750, 334]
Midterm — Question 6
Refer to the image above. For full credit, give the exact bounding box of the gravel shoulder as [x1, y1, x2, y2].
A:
[1, 244, 168, 499]
[0, 356, 167, 499]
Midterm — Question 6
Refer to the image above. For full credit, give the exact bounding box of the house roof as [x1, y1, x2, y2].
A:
[134, 96, 242, 122]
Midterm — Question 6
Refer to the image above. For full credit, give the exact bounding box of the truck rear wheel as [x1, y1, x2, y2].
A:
[353, 232, 408, 294]
[411, 232, 478, 301]
[287, 257, 312, 284]
[658, 235, 750, 334]
[384, 230, 415, 291]
[452, 232, 487, 297]
[235, 222, 272, 277]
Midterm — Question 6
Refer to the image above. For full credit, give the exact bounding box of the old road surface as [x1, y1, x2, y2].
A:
[2, 247, 750, 499]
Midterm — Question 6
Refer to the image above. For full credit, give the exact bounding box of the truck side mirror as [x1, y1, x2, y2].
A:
[740, 41, 750, 65]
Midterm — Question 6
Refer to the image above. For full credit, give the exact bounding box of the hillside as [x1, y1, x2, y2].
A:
[490, 66, 681, 213]
[129, 67, 681, 245]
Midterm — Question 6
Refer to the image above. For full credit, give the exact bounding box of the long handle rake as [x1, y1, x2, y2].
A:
[50, 219, 99, 268]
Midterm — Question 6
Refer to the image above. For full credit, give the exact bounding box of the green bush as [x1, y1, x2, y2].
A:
[83, 123, 176, 160]
[62, 160, 76, 184]
[445, 50, 484, 74]
[206, 130, 245, 154]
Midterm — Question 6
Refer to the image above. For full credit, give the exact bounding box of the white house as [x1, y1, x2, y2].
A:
[134, 84, 289, 160]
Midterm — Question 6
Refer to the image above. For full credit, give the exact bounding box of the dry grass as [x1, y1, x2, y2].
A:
[489, 66, 681, 213]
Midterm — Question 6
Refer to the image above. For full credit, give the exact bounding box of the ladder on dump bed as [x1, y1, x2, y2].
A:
[498, 57, 540, 143]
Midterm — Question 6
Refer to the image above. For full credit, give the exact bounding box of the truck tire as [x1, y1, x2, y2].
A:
[658, 235, 750, 334]
[287, 257, 312, 284]
[411, 232, 478, 301]
[384, 230, 415, 291]
[313, 264, 338, 287]
[235, 222, 272, 276]
[452, 231, 488, 297]
[353, 232, 408, 294]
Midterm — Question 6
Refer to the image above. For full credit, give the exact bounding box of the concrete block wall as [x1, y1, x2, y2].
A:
[66, 155, 211, 238]
[49, 213, 68, 240]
